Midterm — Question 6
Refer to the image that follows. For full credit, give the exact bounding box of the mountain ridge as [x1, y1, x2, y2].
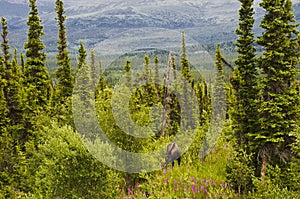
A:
[0, 0, 299, 54]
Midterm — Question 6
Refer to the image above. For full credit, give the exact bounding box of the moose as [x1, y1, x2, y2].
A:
[161, 142, 181, 168]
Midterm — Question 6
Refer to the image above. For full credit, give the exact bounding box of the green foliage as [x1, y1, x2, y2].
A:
[248, 165, 299, 199]
[1, 17, 11, 62]
[180, 30, 192, 84]
[288, 128, 300, 191]
[54, 0, 74, 101]
[1, 16, 24, 140]
[1, 0, 299, 197]
[213, 44, 227, 119]
[96, 56, 106, 94]
[52, 0, 74, 126]
[255, 0, 300, 178]
[226, 148, 255, 195]
[143, 55, 152, 84]
[0, 79, 8, 134]
[232, 0, 259, 150]
[77, 41, 87, 71]
[90, 49, 97, 87]
[120, 142, 237, 198]
[72, 43, 95, 140]
[28, 122, 121, 198]
[23, 0, 52, 113]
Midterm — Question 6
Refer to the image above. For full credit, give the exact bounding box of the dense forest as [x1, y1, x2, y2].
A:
[0, 0, 299, 198]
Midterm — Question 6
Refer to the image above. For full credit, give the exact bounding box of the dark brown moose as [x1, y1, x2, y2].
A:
[162, 142, 181, 168]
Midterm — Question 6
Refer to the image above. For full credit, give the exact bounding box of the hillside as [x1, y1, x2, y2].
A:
[0, 0, 299, 54]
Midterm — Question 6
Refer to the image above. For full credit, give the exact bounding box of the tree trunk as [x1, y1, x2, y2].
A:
[260, 150, 267, 180]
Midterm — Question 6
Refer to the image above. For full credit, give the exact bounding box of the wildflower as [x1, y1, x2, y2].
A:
[128, 187, 132, 195]
[204, 189, 208, 195]
[191, 185, 198, 193]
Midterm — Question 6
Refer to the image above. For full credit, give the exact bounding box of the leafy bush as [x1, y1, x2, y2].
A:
[248, 165, 300, 199]
[28, 121, 122, 198]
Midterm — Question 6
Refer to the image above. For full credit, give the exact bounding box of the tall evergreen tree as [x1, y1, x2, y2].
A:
[180, 30, 193, 84]
[13, 48, 18, 63]
[228, 1, 259, 193]
[0, 30, 24, 194]
[143, 55, 151, 85]
[180, 31, 196, 129]
[154, 56, 160, 87]
[20, 52, 25, 72]
[232, 0, 258, 149]
[73, 42, 94, 139]
[0, 76, 9, 135]
[124, 58, 132, 88]
[95, 56, 106, 97]
[54, 0, 74, 103]
[23, 0, 51, 112]
[256, 0, 300, 179]
[77, 41, 87, 72]
[1, 17, 11, 63]
[90, 49, 97, 87]
[213, 44, 227, 119]
[1, 16, 23, 132]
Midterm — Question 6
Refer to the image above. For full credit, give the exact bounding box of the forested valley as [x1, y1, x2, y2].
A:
[0, 0, 300, 198]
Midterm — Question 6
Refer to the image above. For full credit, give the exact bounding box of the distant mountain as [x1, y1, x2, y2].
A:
[0, 0, 299, 55]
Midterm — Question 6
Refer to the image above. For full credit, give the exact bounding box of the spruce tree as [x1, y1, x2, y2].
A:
[179, 31, 196, 129]
[229, 1, 259, 193]
[13, 48, 18, 63]
[20, 52, 24, 72]
[256, 0, 300, 178]
[124, 58, 132, 87]
[0, 76, 9, 135]
[90, 49, 97, 87]
[213, 44, 227, 119]
[77, 41, 87, 71]
[73, 42, 94, 139]
[95, 57, 106, 97]
[1, 16, 23, 132]
[154, 56, 160, 87]
[0, 77, 11, 188]
[202, 44, 227, 162]
[8, 58, 23, 126]
[23, 0, 51, 111]
[54, 0, 74, 102]
[233, 0, 258, 149]
[180, 30, 193, 84]
[153, 56, 163, 102]
[143, 55, 151, 84]
[1, 17, 11, 63]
